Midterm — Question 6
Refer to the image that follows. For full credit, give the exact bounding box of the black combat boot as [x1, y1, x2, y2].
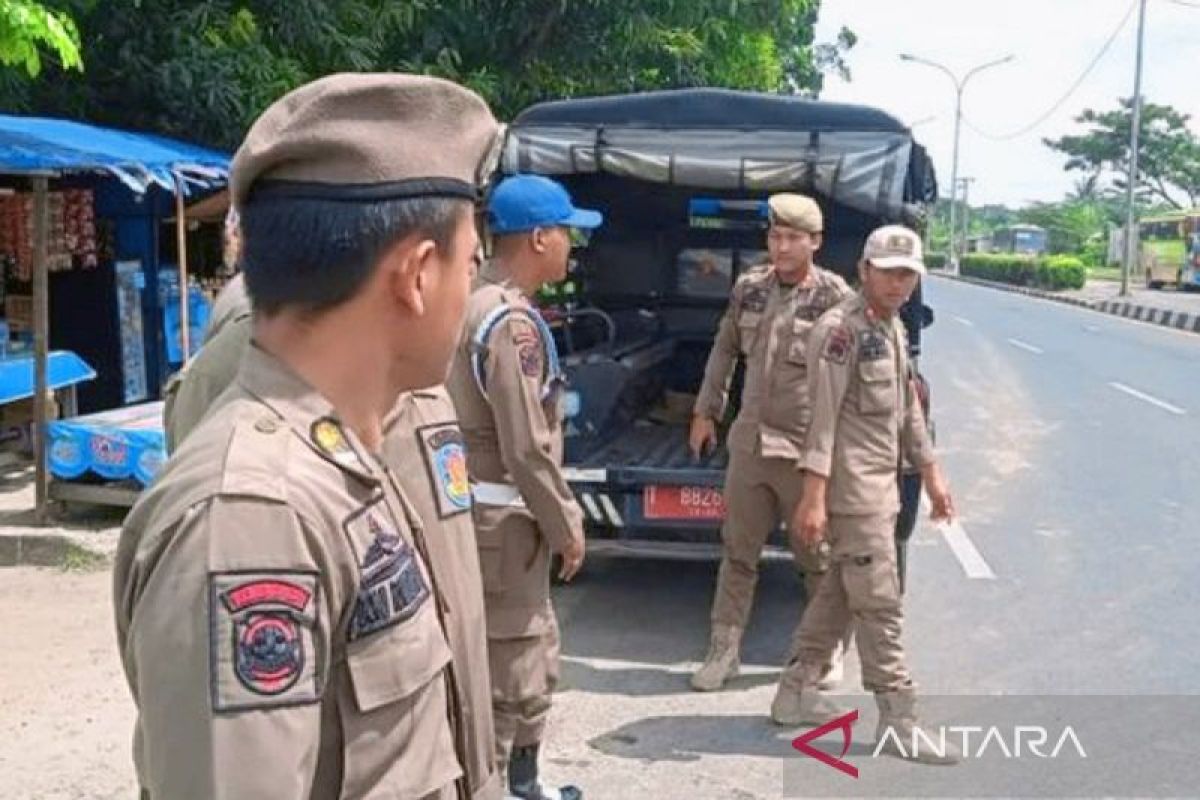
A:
[507, 743, 582, 800]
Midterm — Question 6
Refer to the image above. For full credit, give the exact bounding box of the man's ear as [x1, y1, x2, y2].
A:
[384, 236, 438, 317]
[530, 227, 549, 254]
[812, 232, 824, 252]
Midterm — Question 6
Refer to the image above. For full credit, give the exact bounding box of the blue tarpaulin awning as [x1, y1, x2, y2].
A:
[0, 351, 95, 405]
[0, 114, 230, 518]
[0, 114, 229, 193]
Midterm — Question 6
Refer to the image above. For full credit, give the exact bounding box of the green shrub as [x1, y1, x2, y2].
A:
[960, 253, 1085, 291]
[925, 252, 947, 270]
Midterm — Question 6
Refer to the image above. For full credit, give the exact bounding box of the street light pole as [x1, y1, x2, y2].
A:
[900, 53, 1013, 272]
[1121, 0, 1148, 297]
[959, 176, 976, 253]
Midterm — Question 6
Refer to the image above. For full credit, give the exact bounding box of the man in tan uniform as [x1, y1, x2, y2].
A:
[162, 220, 250, 453]
[162, 332, 503, 799]
[447, 175, 600, 800]
[772, 225, 959, 765]
[690, 194, 854, 692]
[113, 73, 501, 798]
[162, 311, 251, 453]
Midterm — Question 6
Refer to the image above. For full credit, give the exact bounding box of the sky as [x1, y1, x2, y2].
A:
[814, 0, 1199, 208]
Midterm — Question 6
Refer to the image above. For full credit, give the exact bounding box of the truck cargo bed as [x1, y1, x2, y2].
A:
[569, 421, 727, 487]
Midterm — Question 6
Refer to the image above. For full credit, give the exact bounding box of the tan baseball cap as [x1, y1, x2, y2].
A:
[863, 224, 926, 275]
[767, 193, 822, 233]
[230, 73, 501, 207]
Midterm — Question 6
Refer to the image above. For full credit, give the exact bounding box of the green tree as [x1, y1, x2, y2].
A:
[0, 0, 82, 76]
[4, 0, 852, 150]
[1045, 99, 1200, 210]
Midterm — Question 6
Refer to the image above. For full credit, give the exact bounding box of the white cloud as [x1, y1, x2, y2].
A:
[815, 0, 1200, 207]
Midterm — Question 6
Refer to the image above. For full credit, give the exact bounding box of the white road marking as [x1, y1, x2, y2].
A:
[919, 498, 997, 579]
[938, 518, 997, 580]
[1108, 382, 1187, 415]
[952, 315, 975, 327]
[1006, 338, 1044, 354]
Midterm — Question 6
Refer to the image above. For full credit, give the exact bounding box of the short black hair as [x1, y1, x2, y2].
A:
[239, 195, 468, 316]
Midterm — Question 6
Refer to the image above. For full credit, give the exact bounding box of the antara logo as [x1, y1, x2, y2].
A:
[791, 710, 1088, 777]
[791, 710, 860, 778]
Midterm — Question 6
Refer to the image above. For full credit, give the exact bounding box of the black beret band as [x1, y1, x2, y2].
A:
[248, 177, 478, 203]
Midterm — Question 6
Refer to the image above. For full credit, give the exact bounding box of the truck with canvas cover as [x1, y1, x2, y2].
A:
[497, 88, 939, 559]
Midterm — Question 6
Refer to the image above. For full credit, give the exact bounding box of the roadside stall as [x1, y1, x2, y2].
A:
[0, 114, 229, 519]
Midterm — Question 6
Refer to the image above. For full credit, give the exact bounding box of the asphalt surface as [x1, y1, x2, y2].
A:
[4, 278, 1199, 798]
[543, 277, 1200, 797]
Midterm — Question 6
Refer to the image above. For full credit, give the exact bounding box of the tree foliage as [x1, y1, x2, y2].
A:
[0, 0, 82, 76]
[4, 0, 853, 150]
[1045, 98, 1200, 210]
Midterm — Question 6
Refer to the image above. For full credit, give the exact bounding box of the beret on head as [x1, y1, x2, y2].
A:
[230, 73, 500, 207]
[767, 193, 823, 233]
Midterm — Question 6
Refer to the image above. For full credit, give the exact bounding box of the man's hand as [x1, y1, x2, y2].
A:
[922, 463, 955, 523]
[689, 414, 717, 461]
[791, 495, 828, 549]
[556, 530, 585, 582]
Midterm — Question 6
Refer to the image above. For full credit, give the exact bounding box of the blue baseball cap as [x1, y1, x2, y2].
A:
[487, 175, 603, 235]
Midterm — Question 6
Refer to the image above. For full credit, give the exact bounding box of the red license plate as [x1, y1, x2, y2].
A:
[643, 485, 726, 520]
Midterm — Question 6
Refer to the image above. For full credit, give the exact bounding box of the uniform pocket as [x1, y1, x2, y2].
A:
[341, 601, 459, 797]
[857, 359, 896, 415]
[841, 552, 901, 612]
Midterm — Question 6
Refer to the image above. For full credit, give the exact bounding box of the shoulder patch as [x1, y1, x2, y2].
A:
[821, 324, 853, 364]
[507, 319, 544, 379]
[416, 423, 472, 518]
[209, 570, 321, 712]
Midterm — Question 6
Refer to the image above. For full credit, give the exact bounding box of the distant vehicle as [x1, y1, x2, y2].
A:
[1139, 210, 1200, 290]
[989, 224, 1048, 256]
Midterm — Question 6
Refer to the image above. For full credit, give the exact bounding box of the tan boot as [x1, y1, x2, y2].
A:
[874, 688, 960, 765]
[770, 662, 847, 726]
[690, 624, 741, 692]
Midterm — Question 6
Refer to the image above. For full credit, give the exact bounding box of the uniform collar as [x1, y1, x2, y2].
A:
[381, 387, 444, 432]
[479, 260, 525, 296]
[236, 344, 382, 485]
[769, 263, 820, 291]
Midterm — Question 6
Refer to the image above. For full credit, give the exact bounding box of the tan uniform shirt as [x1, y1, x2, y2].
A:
[803, 294, 936, 516]
[163, 314, 252, 454]
[445, 270, 583, 554]
[382, 389, 502, 800]
[694, 264, 852, 461]
[114, 346, 464, 800]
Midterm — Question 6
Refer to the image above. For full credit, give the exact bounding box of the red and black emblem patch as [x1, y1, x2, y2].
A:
[209, 572, 321, 712]
[821, 325, 852, 364]
[514, 327, 544, 379]
[225, 580, 309, 696]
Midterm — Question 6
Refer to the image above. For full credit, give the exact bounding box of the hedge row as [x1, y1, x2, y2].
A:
[960, 253, 1087, 290]
[925, 252, 948, 270]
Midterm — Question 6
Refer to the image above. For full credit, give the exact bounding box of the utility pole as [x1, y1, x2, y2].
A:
[958, 177, 976, 256]
[1122, 0, 1148, 297]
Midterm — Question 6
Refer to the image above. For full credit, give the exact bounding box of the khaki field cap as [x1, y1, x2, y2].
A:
[767, 193, 823, 233]
[230, 73, 501, 207]
[863, 224, 926, 275]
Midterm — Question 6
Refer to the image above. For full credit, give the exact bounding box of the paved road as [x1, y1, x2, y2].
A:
[3, 278, 1199, 798]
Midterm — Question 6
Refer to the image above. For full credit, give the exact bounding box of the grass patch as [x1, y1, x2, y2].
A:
[59, 542, 107, 573]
